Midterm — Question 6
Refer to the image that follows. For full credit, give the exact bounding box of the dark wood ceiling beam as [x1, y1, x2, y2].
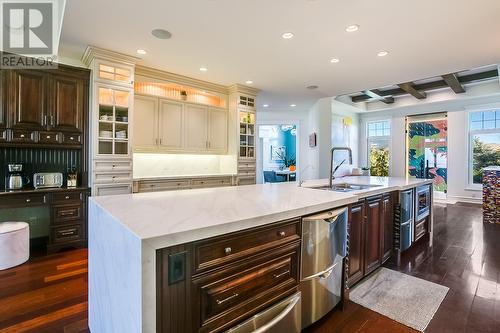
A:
[442, 73, 466, 93]
[397, 82, 427, 99]
[364, 89, 394, 104]
[351, 69, 498, 103]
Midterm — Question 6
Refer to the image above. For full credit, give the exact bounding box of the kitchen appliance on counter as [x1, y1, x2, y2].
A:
[225, 292, 301, 333]
[33, 173, 63, 189]
[300, 207, 348, 329]
[6, 164, 30, 190]
[396, 189, 414, 251]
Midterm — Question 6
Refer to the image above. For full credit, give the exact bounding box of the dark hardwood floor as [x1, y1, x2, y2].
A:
[0, 202, 497, 333]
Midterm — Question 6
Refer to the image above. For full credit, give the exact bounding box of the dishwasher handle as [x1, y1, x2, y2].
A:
[251, 293, 301, 333]
[302, 207, 347, 223]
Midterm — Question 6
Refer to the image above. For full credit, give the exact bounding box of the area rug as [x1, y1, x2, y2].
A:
[350, 268, 449, 332]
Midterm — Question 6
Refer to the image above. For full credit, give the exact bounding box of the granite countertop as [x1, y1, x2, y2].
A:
[0, 186, 90, 196]
[90, 182, 358, 248]
[133, 173, 237, 181]
[301, 176, 433, 198]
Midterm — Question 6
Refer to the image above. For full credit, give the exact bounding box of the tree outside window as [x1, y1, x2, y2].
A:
[367, 121, 391, 177]
[469, 111, 500, 184]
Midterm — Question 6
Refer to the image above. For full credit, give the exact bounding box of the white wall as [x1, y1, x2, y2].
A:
[359, 91, 500, 203]
[331, 99, 360, 166]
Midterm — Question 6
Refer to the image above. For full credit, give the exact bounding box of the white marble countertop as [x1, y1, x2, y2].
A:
[301, 176, 433, 198]
[90, 182, 358, 249]
[133, 173, 236, 181]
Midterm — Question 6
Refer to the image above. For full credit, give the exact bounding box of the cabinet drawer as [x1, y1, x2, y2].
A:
[0, 193, 46, 208]
[191, 177, 232, 187]
[138, 179, 190, 192]
[237, 161, 256, 171]
[237, 176, 256, 186]
[194, 219, 300, 274]
[10, 130, 36, 143]
[62, 133, 82, 144]
[94, 160, 132, 172]
[38, 131, 60, 144]
[51, 224, 83, 243]
[94, 183, 132, 196]
[195, 244, 299, 330]
[415, 218, 428, 241]
[52, 191, 84, 204]
[237, 170, 256, 177]
[94, 171, 132, 184]
[52, 204, 82, 223]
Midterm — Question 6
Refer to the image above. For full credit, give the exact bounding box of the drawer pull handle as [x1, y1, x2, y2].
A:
[216, 293, 239, 305]
[20, 134, 25, 138]
[65, 195, 70, 199]
[46, 135, 51, 139]
[60, 211, 75, 216]
[273, 270, 290, 279]
[26, 198, 31, 203]
[60, 230, 76, 236]
[278, 231, 286, 237]
[70, 137, 74, 140]
[224, 247, 232, 255]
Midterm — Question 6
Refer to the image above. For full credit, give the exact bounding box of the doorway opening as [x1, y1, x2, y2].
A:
[406, 113, 448, 199]
[256, 124, 299, 184]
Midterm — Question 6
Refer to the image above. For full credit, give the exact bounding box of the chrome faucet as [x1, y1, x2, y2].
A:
[329, 147, 353, 188]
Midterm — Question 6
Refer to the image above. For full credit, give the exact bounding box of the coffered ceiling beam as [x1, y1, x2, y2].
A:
[397, 82, 427, 99]
[442, 73, 466, 93]
[364, 89, 395, 104]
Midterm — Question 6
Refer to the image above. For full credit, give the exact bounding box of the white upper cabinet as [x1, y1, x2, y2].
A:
[159, 99, 184, 149]
[185, 104, 209, 150]
[208, 108, 227, 153]
[134, 95, 158, 150]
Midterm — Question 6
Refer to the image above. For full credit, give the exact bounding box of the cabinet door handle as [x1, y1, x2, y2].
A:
[26, 198, 31, 203]
[224, 247, 232, 255]
[159, 138, 162, 145]
[273, 270, 290, 279]
[278, 231, 286, 237]
[65, 195, 70, 199]
[50, 115, 55, 126]
[43, 115, 47, 126]
[216, 293, 239, 305]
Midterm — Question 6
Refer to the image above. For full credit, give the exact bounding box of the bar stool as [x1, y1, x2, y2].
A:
[0, 222, 30, 270]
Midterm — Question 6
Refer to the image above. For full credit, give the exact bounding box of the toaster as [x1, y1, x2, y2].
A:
[33, 173, 64, 189]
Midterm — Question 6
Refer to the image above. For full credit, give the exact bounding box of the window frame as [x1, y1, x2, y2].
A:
[468, 109, 500, 188]
[366, 119, 392, 175]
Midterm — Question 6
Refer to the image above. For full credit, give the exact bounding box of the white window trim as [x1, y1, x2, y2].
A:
[467, 110, 500, 189]
[366, 119, 392, 174]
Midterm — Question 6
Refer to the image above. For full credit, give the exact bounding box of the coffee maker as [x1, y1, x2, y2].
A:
[6, 164, 30, 190]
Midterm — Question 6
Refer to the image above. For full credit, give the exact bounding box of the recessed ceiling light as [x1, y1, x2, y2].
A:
[263, 104, 269, 108]
[345, 24, 359, 32]
[290, 104, 297, 107]
[136, 49, 147, 55]
[306, 85, 319, 90]
[377, 51, 389, 57]
[199, 67, 208, 72]
[151, 29, 172, 39]
[245, 80, 253, 84]
[330, 58, 340, 63]
[282, 32, 294, 39]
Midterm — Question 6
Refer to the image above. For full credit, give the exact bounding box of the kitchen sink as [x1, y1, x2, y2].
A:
[309, 183, 382, 192]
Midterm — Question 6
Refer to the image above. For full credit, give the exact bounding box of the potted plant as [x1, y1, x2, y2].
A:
[276, 150, 296, 170]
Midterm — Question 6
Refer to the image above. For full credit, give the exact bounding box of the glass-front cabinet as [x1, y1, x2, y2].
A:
[239, 110, 255, 158]
[97, 86, 131, 155]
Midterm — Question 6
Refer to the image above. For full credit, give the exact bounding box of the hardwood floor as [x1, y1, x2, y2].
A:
[0, 202, 497, 333]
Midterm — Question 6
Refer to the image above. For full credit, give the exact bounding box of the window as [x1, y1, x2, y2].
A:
[469, 110, 500, 184]
[367, 120, 391, 176]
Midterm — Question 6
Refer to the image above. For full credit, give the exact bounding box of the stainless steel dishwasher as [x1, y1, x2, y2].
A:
[299, 207, 348, 329]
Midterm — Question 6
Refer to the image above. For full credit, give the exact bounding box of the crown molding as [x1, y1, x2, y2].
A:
[81, 46, 140, 67]
[228, 83, 260, 96]
[135, 65, 229, 95]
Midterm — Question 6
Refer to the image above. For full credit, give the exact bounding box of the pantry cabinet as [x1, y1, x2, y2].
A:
[133, 94, 227, 154]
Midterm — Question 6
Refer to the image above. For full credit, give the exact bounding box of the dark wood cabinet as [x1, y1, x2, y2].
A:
[157, 219, 301, 333]
[48, 74, 84, 133]
[347, 201, 364, 286]
[364, 196, 382, 275]
[381, 193, 395, 263]
[348, 193, 395, 287]
[9, 70, 46, 130]
[1, 61, 89, 147]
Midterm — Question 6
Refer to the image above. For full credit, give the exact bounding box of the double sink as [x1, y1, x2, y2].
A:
[310, 183, 382, 192]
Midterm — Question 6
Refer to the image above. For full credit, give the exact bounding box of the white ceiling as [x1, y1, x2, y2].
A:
[60, 0, 500, 111]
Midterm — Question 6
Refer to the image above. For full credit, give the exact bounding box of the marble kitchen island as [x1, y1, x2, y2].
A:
[88, 177, 433, 333]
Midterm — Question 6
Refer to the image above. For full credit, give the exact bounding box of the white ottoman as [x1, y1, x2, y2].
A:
[0, 222, 30, 270]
